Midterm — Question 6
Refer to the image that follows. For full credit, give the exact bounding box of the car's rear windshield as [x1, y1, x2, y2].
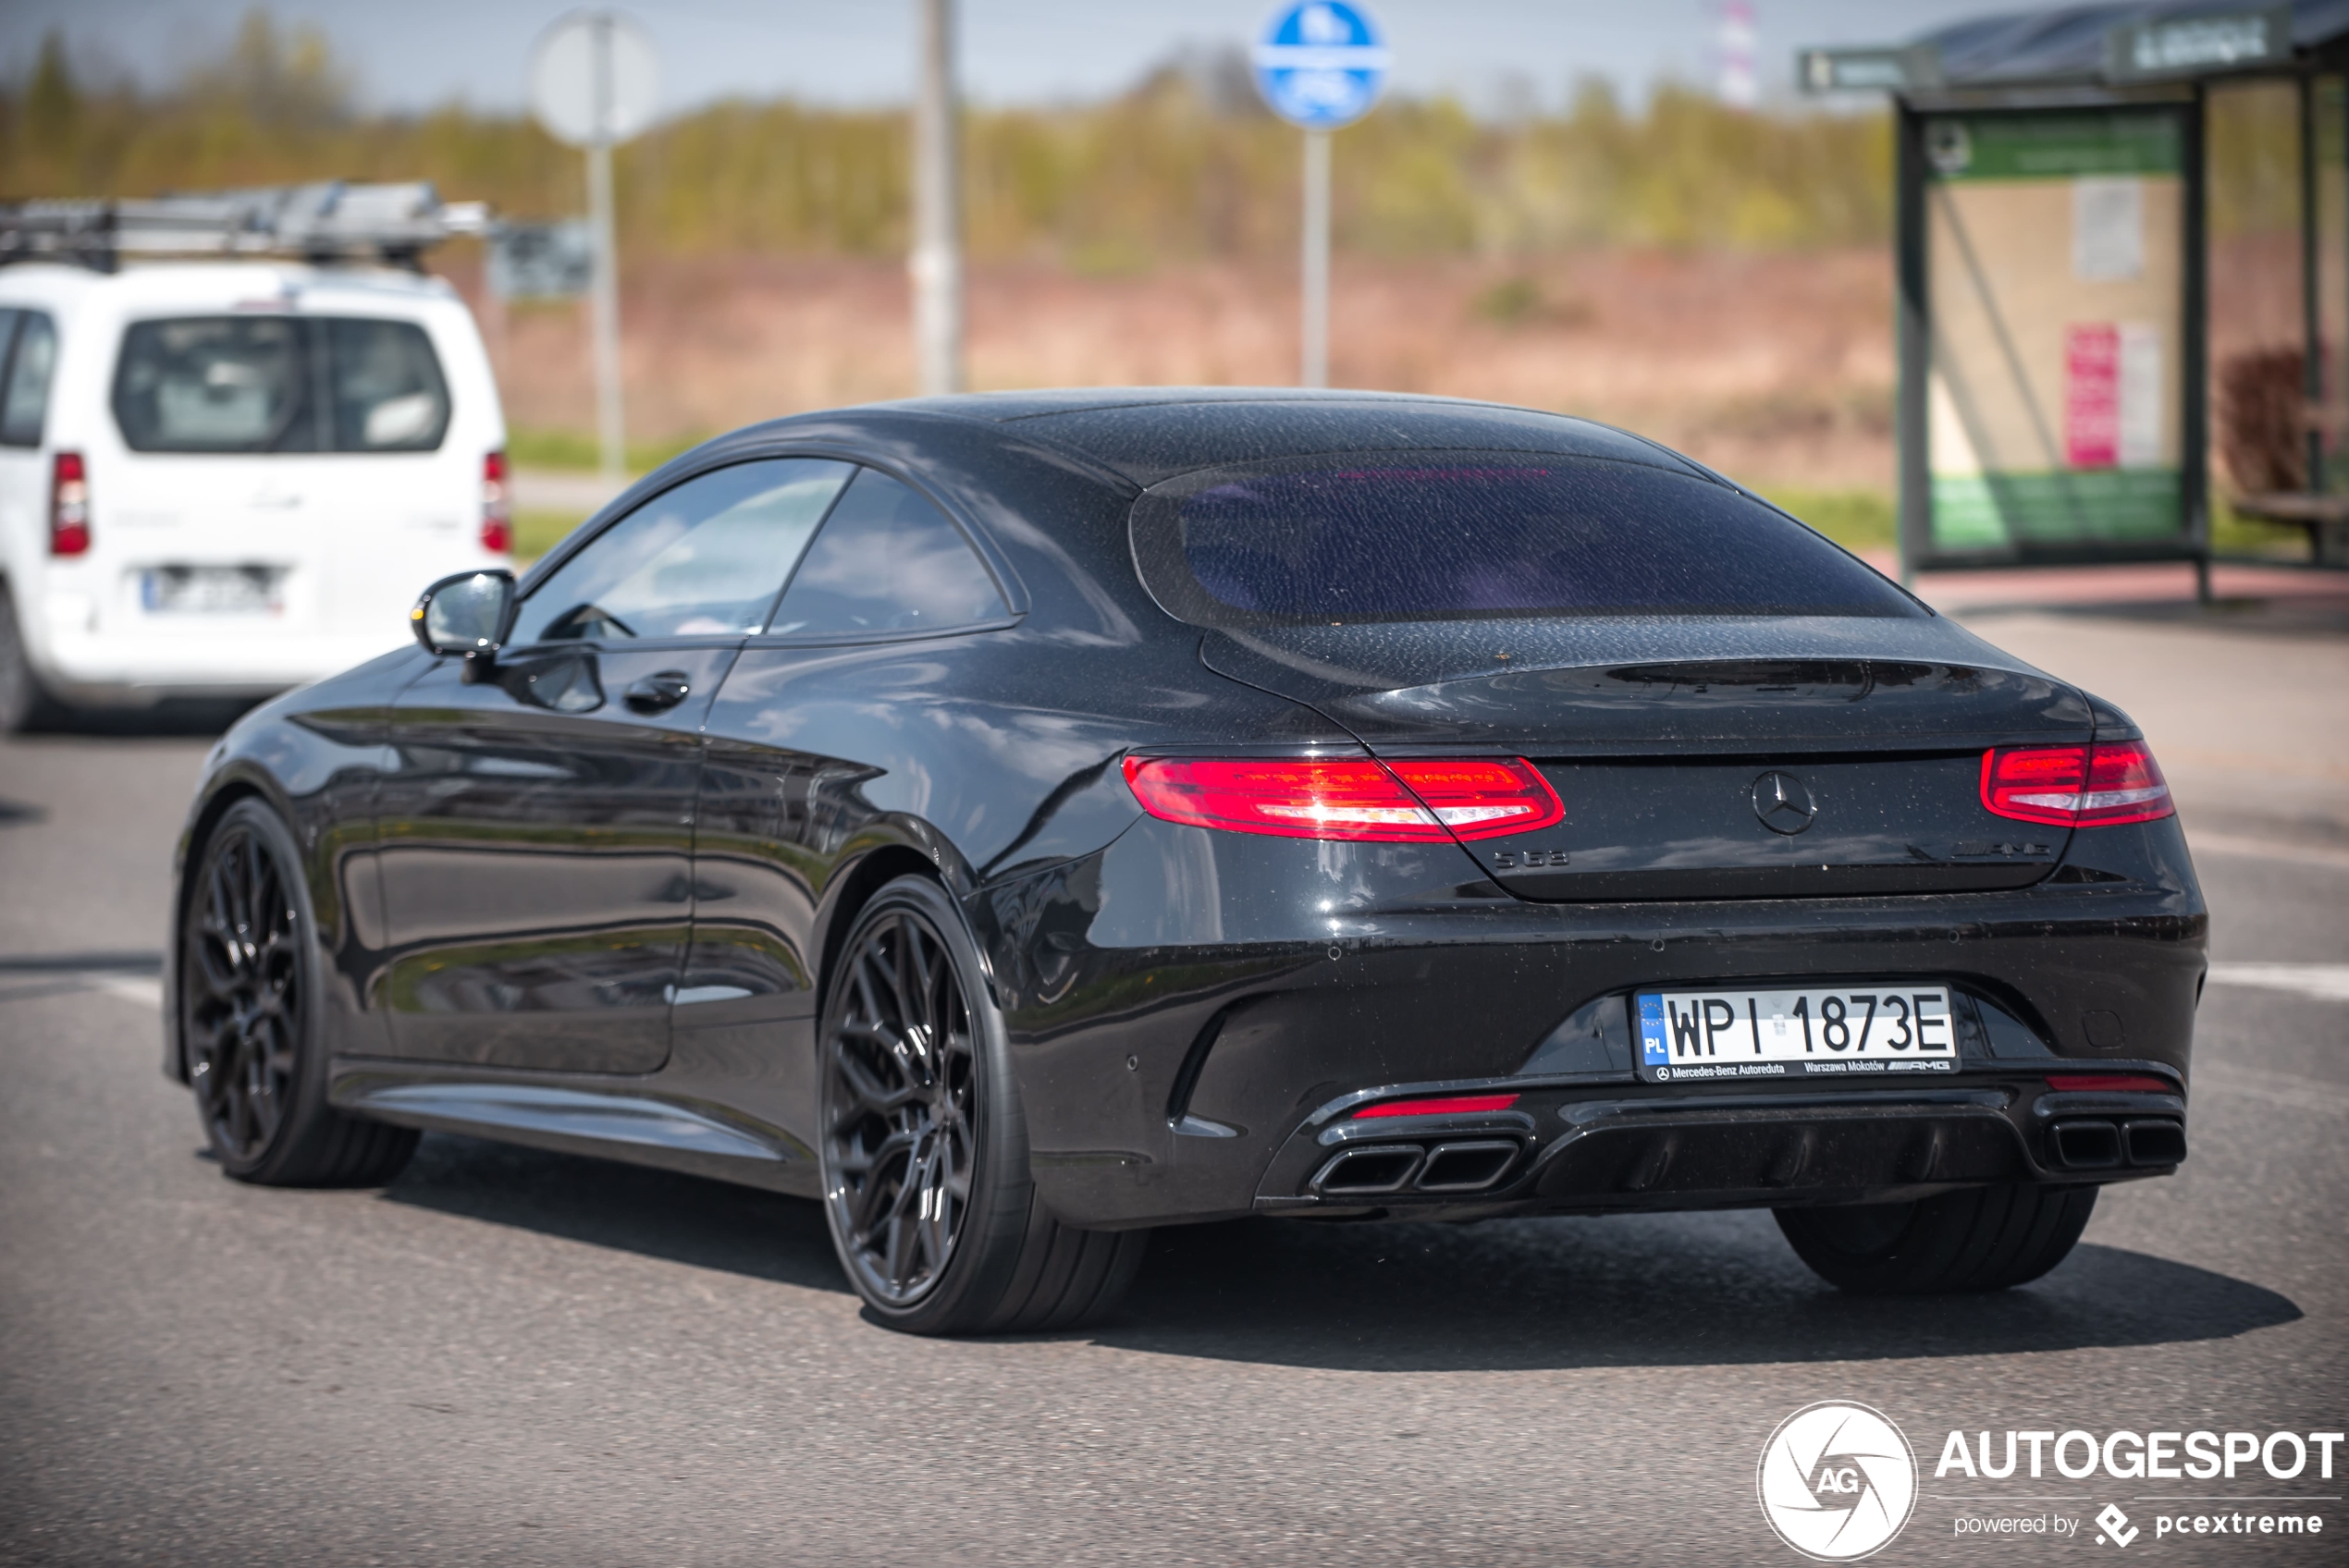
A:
[112, 315, 449, 454]
[1129, 455, 1921, 624]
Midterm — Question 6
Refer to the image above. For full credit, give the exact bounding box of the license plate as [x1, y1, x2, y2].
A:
[1635, 985, 1957, 1082]
[141, 567, 283, 616]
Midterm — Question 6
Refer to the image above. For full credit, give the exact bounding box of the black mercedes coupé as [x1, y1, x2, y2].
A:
[167, 390, 2205, 1334]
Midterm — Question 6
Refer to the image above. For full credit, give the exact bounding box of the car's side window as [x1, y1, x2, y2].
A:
[0, 311, 57, 448]
[767, 467, 1008, 639]
[507, 458, 855, 648]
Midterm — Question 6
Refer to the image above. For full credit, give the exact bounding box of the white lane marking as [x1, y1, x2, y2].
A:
[2206, 962, 2349, 1003]
[95, 975, 164, 1008]
[2190, 833, 2349, 873]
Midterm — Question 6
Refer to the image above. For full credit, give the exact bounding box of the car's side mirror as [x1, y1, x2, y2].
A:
[412, 570, 517, 680]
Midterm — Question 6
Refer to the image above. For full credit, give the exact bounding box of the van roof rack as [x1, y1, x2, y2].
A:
[0, 181, 490, 272]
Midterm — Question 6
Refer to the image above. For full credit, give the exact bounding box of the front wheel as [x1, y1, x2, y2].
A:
[1776, 1183, 2097, 1294]
[818, 875, 1146, 1335]
[180, 799, 419, 1186]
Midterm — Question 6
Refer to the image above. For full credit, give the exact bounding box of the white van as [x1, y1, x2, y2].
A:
[0, 257, 509, 728]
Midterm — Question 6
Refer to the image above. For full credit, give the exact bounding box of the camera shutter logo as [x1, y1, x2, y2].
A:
[1757, 1402, 1918, 1561]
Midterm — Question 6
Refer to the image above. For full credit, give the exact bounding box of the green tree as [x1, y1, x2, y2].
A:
[24, 31, 79, 156]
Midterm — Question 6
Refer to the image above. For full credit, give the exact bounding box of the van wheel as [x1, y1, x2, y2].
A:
[181, 799, 420, 1186]
[818, 875, 1147, 1335]
[0, 586, 59, 734]
[1776, 1183, 2097, 1293]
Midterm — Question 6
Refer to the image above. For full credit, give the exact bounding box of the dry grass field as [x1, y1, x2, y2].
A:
[457, 245, 1900, 497]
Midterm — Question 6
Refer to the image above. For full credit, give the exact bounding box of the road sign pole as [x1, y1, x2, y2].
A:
[586, 136, 624, 485]
[587, 12, 626, 485]
[1300, 128, 1330, 388]
[1251, 3, 1388, 388]
[913, 0, 965, 397]
[529, 8, 656, 484]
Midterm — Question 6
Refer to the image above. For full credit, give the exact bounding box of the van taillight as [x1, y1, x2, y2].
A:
[481, 450, 511, 555]
[1980, 741, 2173, 827]
[1121, 755, 1564, 843]
[50, 451, 90, 557]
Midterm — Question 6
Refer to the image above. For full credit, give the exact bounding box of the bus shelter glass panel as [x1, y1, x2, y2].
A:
[2319, 78, 2348, 498]
[2208, 80, 2327, 516]
[1923, 110, 2187, 551]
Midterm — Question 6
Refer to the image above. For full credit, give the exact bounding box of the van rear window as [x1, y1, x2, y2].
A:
[113, 315, 449, 454]
[1129, 455, 1921, 624]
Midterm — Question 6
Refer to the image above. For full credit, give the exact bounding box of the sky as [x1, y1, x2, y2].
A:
[2, 0, 2041, 117]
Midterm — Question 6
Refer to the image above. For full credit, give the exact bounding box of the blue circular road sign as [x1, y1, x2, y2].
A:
[1252, 2, 1391, 130]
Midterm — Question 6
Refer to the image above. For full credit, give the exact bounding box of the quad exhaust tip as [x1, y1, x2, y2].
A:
[1311, 1140, 1521, 1197]
[2051, 1117, 2184, 1171]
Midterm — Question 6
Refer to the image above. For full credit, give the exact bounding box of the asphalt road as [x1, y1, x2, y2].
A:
[2, 606, 2344, 1567]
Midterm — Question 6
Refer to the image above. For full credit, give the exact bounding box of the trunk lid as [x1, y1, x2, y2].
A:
[1201, 620, 2095, 900]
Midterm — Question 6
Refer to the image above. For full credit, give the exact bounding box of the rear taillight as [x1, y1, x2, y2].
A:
[50, 451, 89, 556]
[1980, 741, 2172, 827]
[1384, 757, 1567, 839]
[1121, 755, 1563, 843]
[1124, 756, 1450, 841]
[481, 450, 511, 555]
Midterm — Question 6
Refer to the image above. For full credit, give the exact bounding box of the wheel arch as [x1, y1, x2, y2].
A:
[810, 840, 953, 1026]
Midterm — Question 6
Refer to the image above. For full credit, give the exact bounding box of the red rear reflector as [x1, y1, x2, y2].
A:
[1353, 1093, 1520, 1120]
[481, 449, 512, 555]
[50, 450, 89, 557]
[1122, 755, 1561, 844]
[2046, 1074, 2173, 1094]
[1981, 742, 2171, 827]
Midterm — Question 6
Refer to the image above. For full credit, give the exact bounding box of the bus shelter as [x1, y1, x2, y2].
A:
[1802, 2, 2349, 587]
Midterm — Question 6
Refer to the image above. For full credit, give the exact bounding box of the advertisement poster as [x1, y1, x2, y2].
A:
[1924, 111, 2188, 551]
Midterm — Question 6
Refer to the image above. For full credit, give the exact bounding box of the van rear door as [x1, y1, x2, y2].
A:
[101, 311, 472, 649]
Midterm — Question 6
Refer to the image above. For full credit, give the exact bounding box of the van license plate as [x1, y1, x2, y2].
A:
[141, 567, 283, 616]
[1635, 986, 1957, 1082]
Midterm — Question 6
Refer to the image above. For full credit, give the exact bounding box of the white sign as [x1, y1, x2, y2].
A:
[1251, 2, 1391, 130]
[531, 10, 660, 148]
[2072, 177, 2144, 282]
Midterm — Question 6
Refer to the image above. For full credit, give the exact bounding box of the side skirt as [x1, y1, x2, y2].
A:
[330, 1065, 820, 1196]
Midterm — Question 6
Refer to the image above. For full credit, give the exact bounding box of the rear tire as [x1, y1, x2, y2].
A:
[1776, 1183, 2097, 1294]
[818, 875, 1147, 1335]
[180, 799, 420, 1187]
[0, 584, 63, 735]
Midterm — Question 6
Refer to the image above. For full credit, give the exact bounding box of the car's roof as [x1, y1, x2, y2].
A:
[855, 387, 1715, 488]
[0, 260, 460, 314]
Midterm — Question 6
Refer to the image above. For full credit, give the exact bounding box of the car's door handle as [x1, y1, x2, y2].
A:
[623, 671, 694, 713]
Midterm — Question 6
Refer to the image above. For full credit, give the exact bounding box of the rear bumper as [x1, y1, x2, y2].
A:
[1259, 1072, 2186, 1223]
[975, 813, 2206, 1230]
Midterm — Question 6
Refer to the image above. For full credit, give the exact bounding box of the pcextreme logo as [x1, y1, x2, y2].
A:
[1758, 1401, 1921, 1561]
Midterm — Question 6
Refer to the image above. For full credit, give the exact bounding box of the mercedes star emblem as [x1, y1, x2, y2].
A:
[1752, 771, 1818, 835]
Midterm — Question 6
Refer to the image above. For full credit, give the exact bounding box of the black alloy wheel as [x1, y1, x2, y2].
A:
[817, 876, 1149, 1335]
[822, 901, 979, 1308]
[180, 799, 418, 1186]
[186, 814, 303, 1163]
